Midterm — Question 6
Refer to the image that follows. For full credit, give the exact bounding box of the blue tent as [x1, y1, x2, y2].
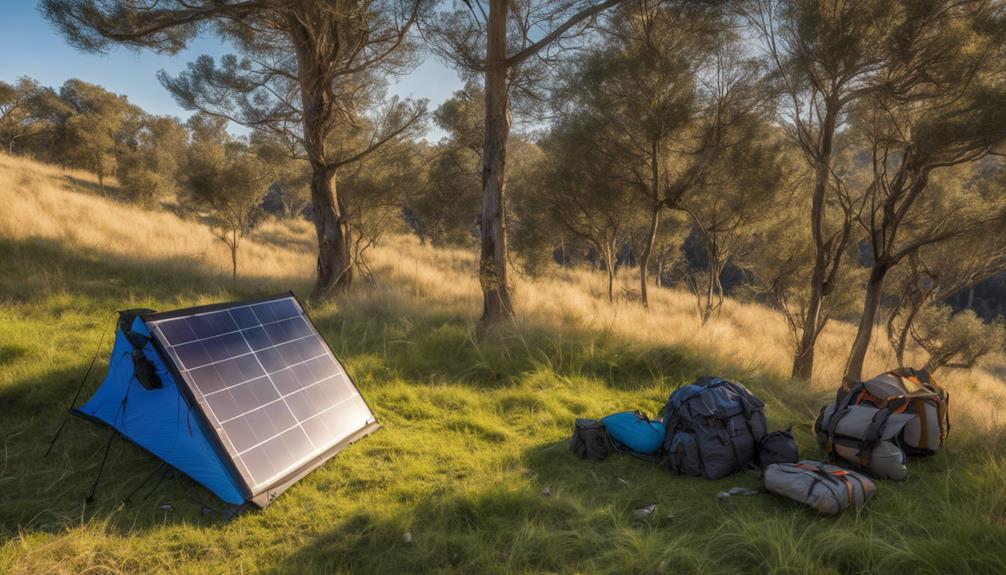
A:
[73, 294, 379, 508]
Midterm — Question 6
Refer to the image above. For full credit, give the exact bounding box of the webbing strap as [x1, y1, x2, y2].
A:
[835, 473, 854, 509]
[914, 398, 929, 450]
[939, 391, 950, 446]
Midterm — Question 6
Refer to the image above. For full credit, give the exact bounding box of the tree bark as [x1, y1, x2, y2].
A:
[309, 163, 353, 298]
[844, 264, 890, 384]
[604, 243, 616, 303]
[792, 109, 841, 379]
[231, 228, 238, 286]
[792, 262, 825, 379]
[638, 204, 660, 308]
[289, 15, 353, 299]
[479, 0, 514, 325]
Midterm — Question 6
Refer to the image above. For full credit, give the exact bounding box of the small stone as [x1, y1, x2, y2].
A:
[633, 504, 656, 519]
[402, 531, 413, 544]
[158, 503, 173, 511]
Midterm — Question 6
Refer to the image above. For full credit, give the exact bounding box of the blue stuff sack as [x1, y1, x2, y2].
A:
[601, 411, 666, 455]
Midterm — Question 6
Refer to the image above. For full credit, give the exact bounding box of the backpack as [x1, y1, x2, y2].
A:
[662, 376, 767, 479]
[757, 426, 799, 467]
[764, 461, 875, 516]
[602, 411, 665, 456]
[841, 368, 949, 456]
[815, 368, 950, 480]
[569, 419, 610, 461]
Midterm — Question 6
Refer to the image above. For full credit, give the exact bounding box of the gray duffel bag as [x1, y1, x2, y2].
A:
[764, 461, 876, 515]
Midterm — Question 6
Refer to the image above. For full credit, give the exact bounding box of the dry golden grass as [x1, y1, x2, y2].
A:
[2, 150, 1003, 433]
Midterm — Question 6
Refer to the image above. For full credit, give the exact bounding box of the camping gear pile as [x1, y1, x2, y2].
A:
[571, 369, 949, 516]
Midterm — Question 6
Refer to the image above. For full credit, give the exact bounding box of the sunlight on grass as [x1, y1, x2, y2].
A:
[1, 152, 1004, 573]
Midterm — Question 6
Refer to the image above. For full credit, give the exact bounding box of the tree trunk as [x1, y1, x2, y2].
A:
[792, 266, 825, 379]
[894, 300, 921, 366]
[288, 15, 353, 300]
[230, 229, 238, 286]
[479, 0, 514, 325]
[792, 128, 839, 379]
[701, 246, 716, 325]
[605, 246, 616, 303]
[844, 264, 889, 385]
[309, 163, 352, 298]
[638, 204, 660, 308]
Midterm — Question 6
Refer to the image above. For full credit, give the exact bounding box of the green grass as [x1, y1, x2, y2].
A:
[1, 239, 1005, 574]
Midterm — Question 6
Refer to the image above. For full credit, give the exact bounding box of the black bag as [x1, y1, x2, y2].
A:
[758, 426, 799, 466]
[569, 419, 610, 461]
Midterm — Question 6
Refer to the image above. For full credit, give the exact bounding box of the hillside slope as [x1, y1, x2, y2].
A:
[1, 152, 1004, 574]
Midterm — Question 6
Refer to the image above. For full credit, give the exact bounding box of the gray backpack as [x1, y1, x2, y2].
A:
[764, 461, 875, 515]
[814, 369, 949, 480]
[662, 377, 767, 479]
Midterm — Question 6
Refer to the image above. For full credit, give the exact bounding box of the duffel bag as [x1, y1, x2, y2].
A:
[814, 402, 914, 480]
[602, 411, 665, 456]
[764, 461, 875, 515]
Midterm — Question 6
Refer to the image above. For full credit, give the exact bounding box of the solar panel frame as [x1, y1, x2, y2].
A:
[140, 293, 379, 504]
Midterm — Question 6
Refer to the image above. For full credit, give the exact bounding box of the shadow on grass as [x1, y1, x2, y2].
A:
[276, 438, 763, 574]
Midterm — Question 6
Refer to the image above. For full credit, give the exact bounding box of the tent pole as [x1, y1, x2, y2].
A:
[122, 462, 167, 506]
[44, 315, 113, 457]
[85, 430, 116, 504]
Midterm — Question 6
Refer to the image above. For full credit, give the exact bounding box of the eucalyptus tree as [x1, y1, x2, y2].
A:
[0, 77, 66, 156]
[552, 0, 719, 308]
[43, 0, 429, 298]
[839, 1, 1006, 383]
[117, 115, 188, 206]
[184, 131, 272, 284]
[409, 83, 484, 245]
[742, 0, 900, 379]
[57, 79, 142, 193]
[539, 114, 639, 302]
[681, 115, 788, 323]
[424, 0, 628, 324]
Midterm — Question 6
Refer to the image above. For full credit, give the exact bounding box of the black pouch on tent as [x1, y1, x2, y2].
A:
[758, 426, 799, 467]
[569, 419, 610, 461]
[118, 308, 162, 390]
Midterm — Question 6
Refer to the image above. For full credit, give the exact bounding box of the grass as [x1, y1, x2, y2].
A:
[0, 151, 1004, 574]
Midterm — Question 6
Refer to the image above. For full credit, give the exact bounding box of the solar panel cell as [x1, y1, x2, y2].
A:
[188, 311, 238, 340]
[250, 299, 300, 323]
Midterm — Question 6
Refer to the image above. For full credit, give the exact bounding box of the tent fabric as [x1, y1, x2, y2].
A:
[75, 317, 245, 504]
[77, 317, 247, 504]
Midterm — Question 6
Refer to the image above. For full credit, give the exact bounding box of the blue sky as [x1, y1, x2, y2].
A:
[0, 3, 463, 140]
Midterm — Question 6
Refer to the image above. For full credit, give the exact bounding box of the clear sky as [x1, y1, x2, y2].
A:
[0, 3, 463, 140]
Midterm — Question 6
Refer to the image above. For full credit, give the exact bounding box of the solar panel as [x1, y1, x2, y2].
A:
[145, 295, 376, 495]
